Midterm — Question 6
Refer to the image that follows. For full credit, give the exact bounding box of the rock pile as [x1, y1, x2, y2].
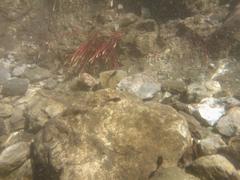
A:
[0, 0, 240, 180]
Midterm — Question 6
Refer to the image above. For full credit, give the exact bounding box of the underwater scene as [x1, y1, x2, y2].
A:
[0, 0, 240, 179]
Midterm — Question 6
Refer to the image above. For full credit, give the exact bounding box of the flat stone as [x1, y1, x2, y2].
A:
[215, 107, 240, 137]
[0, 142, 30, 176]
[23, 66, 51, 83]
[2, 78, 29, 96]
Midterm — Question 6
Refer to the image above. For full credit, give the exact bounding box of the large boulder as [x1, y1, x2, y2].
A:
[31, 89, 191, 180]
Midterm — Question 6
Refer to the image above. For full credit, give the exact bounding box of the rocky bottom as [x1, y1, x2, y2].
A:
[0, 55, 240, 180]
[0, 0, 240, 179]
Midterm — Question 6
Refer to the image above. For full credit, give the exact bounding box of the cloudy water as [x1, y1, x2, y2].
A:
[0, 0, 240, 179]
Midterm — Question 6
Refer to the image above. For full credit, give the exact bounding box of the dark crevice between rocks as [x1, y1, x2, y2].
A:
[116, 0, 193, 22]
[30, 142, 61, 180]
[178, 140, 200, 169]
[148, 156, 163, 179]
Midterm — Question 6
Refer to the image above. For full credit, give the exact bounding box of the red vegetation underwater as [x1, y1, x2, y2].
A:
[66, 31, 123, 74]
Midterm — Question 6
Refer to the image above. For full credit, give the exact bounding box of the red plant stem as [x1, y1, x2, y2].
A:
[68, 31, 123, 73]
[71, 33, 99, 65]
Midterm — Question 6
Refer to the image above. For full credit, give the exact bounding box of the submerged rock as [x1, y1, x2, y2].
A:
[25, 94, 66, 133]
[218, 136, 240, 167]
[0, 142, 30, 176]
[2, 78, 29, 97]
[179, 111, 208, 139]
[100, 70, 127, 89]
[0, 119, 8, 137]
[190, 97, 225, 126]
[2, 131, 33, 149]
[69, 73, 99, 91]
[118, 13, 138, 27]
[135, 19, 158, 54]
[0, 104, 13, 118]
[198, 134, 226, 155]
[161, 79, 187, 95]
[23, 66, 51, 83]
[187, 154, 237, 180]
[12, 64, 27, 77]
[216, 107, 240, 137]
[0, 67, 11, 85]
[187, 80, 222, 103]
[9, 108, 25, 132]
[31, 89, 191, 180]
[117, 73, 161, 100]
[151, 166, 199, 180]
[221, 97, 240, 108]
[4, 159, 32, 180]
[43, 78, 58, 90]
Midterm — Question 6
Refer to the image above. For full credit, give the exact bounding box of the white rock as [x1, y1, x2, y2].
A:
[195, 98, 225, 126]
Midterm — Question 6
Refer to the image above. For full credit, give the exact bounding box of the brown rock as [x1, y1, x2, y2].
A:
[215, 107, 240, 137]
[31, 89, 192, 180]
[187, 154, 237, 180]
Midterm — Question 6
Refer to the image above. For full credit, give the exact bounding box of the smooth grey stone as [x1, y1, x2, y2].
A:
[2, 78, 29, 96]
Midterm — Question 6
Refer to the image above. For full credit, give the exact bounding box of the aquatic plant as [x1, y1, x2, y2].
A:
[66, 31, 123, 74]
